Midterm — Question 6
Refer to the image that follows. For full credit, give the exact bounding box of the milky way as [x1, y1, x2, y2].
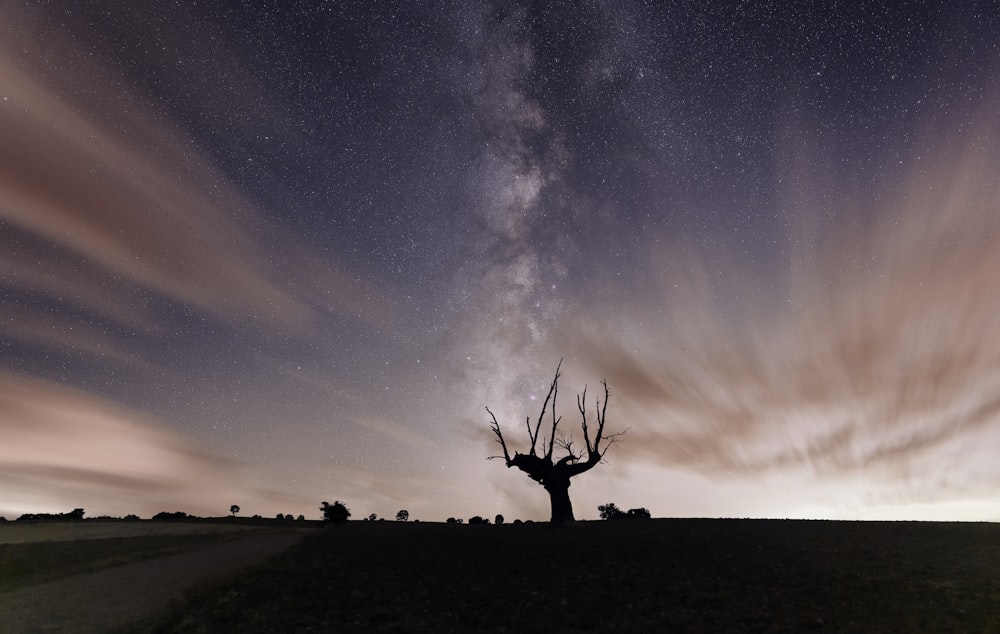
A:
[2, 1, 1000, 521]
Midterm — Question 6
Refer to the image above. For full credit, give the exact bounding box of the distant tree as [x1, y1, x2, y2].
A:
[276, 513, 284, 520]
[124, 514, 140, 521]
[469, 515, 487, 525]
[495, 513, 505, 525]
[396, 509, 410, 522]
[230, 504, 240, 517]
[368, 513, 378, 522]
[297, 514, 305, 521]
[152, 511, 189, 520]
[627, 507, 651, 519]
[488, 361, 626, 524]
[598, 503, 651, 520]
[320, 501, 350, 524]
[598, 503, 626, 520]
[19, 508, 87, 521]
[446, 517, 457, 524]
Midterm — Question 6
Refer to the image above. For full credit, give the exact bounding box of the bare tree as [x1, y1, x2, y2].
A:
[488, 361, 625, 524]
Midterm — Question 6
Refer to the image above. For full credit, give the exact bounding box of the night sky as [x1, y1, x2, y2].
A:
[3, 1, 1000, 522]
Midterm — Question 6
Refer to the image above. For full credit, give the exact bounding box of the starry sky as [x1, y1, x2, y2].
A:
[3, 1, 1000, 522]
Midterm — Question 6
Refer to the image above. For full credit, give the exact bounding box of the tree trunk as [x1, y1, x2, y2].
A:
[545, 478, 575, 524]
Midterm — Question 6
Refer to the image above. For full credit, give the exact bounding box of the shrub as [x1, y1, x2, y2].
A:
[320, 501, 351, 524]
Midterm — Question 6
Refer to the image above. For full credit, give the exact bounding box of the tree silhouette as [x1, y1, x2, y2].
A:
[489, 361, 625, 524]
[230, 504, 240, 517]
[495, 513, 504, 525]
[598, 502, 625, 520]
[320, 500, 351, 524]
[396, 509, 409, 522]
[599, 503, 651, 520]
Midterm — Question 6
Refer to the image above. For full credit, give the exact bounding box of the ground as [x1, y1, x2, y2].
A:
[4, 518, 1000, 632]
[0, 520, 312, 633]
[146, 519, 1000, 633]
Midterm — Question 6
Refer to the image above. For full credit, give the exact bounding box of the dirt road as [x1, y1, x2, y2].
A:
[0, 528, 308, 633]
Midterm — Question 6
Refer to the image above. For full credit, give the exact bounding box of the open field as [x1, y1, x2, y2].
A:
[0, 520, 278, 592]
[138, 519, 1000, 633]
[0, 520, 313, 633]
[0, 519, 265, 545]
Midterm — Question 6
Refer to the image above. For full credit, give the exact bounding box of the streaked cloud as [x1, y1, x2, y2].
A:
[0, 372, 293, 518]
[571, 127, 1000, 504]
[0, 16, 391, 340]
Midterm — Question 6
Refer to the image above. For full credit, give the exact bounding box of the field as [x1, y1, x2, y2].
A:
[0, 519, 311, 632]
[133, 519, 1000, 633]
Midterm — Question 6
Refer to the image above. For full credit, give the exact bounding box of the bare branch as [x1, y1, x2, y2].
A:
[545, 366, 560, 460]
[554, 433, 580, 463]
[486, 407, 512, 464]
[531, 359, 562, 456]
[597, 427, 629, 460]
[592, 379, 610, 452]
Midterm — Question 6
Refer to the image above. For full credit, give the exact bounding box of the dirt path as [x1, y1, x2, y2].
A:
[0, 528, 310, 633]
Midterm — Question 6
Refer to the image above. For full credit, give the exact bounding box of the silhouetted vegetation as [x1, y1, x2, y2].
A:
[16, 508, 85, 521]
[230, 504, 240, 517]
[495, 514, 504, 525]
[396, 509, 409, 522]
[468, 515, 488, 525]
[320, 501, 350, 524]
[488, 361, 625, 523]
[446, 517, 462, 524]
[598, 503, 651, 520]
[152, 511, 191, 520]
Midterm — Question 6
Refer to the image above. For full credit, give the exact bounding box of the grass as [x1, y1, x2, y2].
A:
[138, 519, 1000, 633]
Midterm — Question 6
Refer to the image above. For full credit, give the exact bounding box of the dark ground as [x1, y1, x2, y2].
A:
[0, 527, 308, 634]
[137, 518, 1000, 633]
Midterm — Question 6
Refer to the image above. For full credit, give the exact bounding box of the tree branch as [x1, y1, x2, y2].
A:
[486, 407, 512, 465]
[532, 359, 562, 457]
[578, 385, 591, 454]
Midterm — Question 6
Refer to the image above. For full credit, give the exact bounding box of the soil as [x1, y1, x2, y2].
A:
[145, 519, 1000, 633]
[0, 521, 260, 545]
[0, 528, 309, 633]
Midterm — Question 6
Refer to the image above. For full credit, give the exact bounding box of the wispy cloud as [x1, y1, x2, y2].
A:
[566, 125, 1000, 502]
[0, 14, 391, 341]
[0, 372, 293, 518]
